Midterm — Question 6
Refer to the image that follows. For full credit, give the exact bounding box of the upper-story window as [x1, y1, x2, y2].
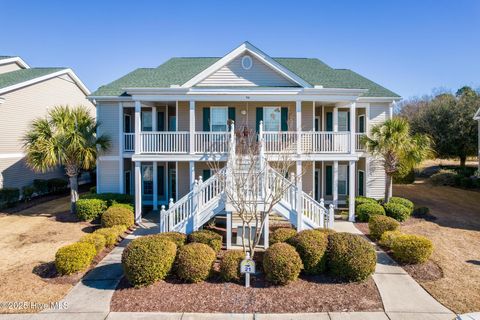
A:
[263, 107, 281, 131]
[338, 111, 349, 132]
[142, 111, 153, 131]
[210, 107, 228, 132]
[241, 55, 253, 70]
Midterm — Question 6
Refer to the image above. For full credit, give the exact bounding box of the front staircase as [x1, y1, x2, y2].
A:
[159, 121, 334, 234]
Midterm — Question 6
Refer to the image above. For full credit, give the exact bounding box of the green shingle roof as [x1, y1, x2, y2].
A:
[0, 68, 66, 91]
[91, 57, 399, 98]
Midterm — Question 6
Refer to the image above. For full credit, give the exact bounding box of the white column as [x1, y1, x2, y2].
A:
[134, 101, 141, 154]
[189, 160, 195, 191]
[349, 160, 356, 222]
[296, 100, 302, 155]
[333, 160, 338, 208]
[153, 162, 158, 211]
[296, 160, 303, 231]
[189, 100, 195, 154]
[152, 106, 157, 131]
[118, 102, 124, 193]
[134, 161, 142, 223]
[226, 211, 232, 249]
[388, 101, 395, 119]
[333, 105, 338, 132]
[263, 212, 269, 249]
[350, 102, 356, 154]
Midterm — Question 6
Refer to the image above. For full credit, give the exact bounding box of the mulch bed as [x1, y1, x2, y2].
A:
[111, 273, 383, 313]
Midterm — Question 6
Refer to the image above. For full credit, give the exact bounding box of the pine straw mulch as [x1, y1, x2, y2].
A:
[111, 267, 383, 313]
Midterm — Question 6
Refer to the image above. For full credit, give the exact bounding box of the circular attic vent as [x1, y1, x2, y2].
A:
[241, 55, 253, 70]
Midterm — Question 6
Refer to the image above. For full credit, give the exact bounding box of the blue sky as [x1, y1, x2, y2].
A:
[2, 0, 479, 99]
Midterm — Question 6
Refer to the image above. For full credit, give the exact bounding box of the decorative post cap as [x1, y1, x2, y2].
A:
[168, 198, 174, 208]
[198, 175, 203, 183]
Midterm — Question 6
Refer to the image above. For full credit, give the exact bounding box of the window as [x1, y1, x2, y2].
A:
[338, 111, 349, 132]
[358, 170, 365, 196]
[142, 164, 153, 195]
[124, 114, 132, 133]
[338, 165, 348, 195]
[358, 115, 365, 133]
[141, 111, 152, 131]
[241, 55, 253, 70]
[125, 171, 131, 195]
[210, 107, 228, 132]
[263, 107, 281, 131]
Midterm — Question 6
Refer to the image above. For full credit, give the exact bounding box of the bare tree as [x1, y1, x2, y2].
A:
[209, 124, 305, 258]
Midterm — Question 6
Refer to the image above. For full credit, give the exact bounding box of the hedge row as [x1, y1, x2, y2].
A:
[354, 196, 414, 222]
[76, 193, 135, 222]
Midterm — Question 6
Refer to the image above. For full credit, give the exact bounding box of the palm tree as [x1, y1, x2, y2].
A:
[362, 117, 433, 203]
[23, 106, 110, 213]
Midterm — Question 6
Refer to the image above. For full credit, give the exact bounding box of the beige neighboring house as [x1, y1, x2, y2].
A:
[0, 56, 94, 190]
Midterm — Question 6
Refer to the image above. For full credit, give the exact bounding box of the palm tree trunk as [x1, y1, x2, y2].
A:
[384, 174, 393, 203]
[69, 175, 79, 214]
[460, 156, 466, 168]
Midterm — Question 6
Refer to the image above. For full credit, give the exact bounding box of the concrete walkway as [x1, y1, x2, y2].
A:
[333, 221, 455, 320]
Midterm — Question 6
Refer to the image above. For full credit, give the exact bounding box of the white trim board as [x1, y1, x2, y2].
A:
[0, 68, 90, 96]
[0, 153, 25, 159]
[0, 57, 30, 69]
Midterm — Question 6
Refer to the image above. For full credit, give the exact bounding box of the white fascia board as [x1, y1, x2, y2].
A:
[0, 68, 91, 95]
[357, 96, 402, 103]
[181, 41, 312, 88]
[0, 57, 30, 69]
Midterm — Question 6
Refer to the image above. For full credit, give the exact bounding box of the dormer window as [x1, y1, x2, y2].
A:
[241, 55, 253, 70]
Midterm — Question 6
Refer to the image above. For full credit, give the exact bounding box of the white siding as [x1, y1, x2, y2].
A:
[197, 54, 298, 87]
[0, 62, 23, 75]
[97, 103, 120, 156]
[97, 159, 120, 193]
[368, 104, 388, 132]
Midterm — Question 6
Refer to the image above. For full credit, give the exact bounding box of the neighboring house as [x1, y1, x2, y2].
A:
[475, 107, 480, 171]
[0, 56, 94, 190]
[90, 42, 400, 246]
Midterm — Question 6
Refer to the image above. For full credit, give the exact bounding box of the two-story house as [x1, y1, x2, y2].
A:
[90, 42, 400, 245]
[0, 56, 94, 190]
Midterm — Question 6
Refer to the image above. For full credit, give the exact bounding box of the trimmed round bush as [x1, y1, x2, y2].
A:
[327, 232, 376, 282]
[356, 202, 386, 222]
[76, 199, 107, 221]
[79, 233, 106, 254]
[122, 236, 177, 287]
[429, 170, 456, 186]
[154, 232, 187, 247]
[384, 202, 411, 222]
[94, 227, 123, 246]
[187, 230, 222, 252]
[269, 227, 297, 245]
[354, 196, 378, 207]
[288, 230, 328, 274]
[263, 243, 303, 285]
[388, 197, 414, 213]
[80, 193, 134, 206]
[101, 206, 134, 228]
[314, 228, 336, 236]
[220, 250, 245, 282]
[110, 202, 134, 212]
[368, 215, 400, 241]
[55, 242, 96, 275]
[175, 243, 216, 283]
[391, 234, 433, 264]
[379, 230, 403, 249]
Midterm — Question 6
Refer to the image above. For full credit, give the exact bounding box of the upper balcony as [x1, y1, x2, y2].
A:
[123, 131, 366, 154]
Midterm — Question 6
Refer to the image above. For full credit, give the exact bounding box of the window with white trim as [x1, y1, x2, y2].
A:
[263, 107, 281, 131]
[141, 111, 152, 131]
[210, 107, 228, 132]
[338, 165, 348, 195]
[338, 111, 349, 132]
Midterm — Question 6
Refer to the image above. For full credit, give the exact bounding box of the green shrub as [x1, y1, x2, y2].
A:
[429, 170, 456, 186]
[79, 233, 106, 254]
[94, 227, 123, 246]
[388, 197, 414, 213]
[101, 206, 134, 228]
[33, 179, 49, 194]
[76, 199, 107, 221]
[110, 202, 134, 212]
[55, 242, 96, 275]
[269, 227, 297, 245]
[47, 178, 68, 193]
[288, 230, 328, 275]
[175, 243, 216, 283]
[22, 185, 36, 201]
[393, 169, 415, 184]
[413, 207, 430, 216]
[391, 234, 433, 264]
[122, 236, 177, 287]
[354, 196, 378, 207]
[314, 228, 336, 236]
[89, 186, 97, 194]
[80, 193, 133, 206]
[263, 243, 303, 285]
[0, 188, 20, 209]
[154, 232, 187, 247]
[187, 230, 222, 252]
[379, 230, 403, 249]
[384, 202, 411, 222]
[460, 176, 474, 188]
[220, 250, 245, 282]
[327, 233, 376, 282]
[368, 215, 400, 241]
[356, 202, 385, 222]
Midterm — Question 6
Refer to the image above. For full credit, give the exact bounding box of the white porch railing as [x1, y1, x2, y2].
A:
[302, 132, 350, 153]
[356, 133, 366, 151]
[140, 132, 189, 153]
[195, 132, 230, 154]
[263, 131, 298, 153]
[124, 133, 135, 152]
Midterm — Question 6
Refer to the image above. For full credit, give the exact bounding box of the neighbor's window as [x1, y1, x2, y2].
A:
[210, 107, 228, 132]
